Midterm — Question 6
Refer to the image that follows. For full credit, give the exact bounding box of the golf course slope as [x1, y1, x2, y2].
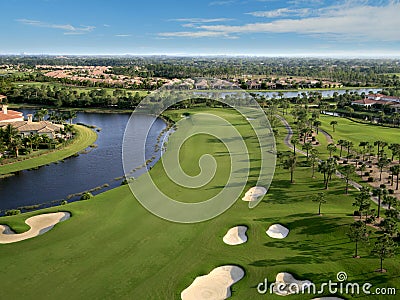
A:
[0, 108, 398, 299]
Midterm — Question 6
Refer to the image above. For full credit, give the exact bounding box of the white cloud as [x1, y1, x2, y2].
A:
[16, 19, 95, 34]
[171, 18, 233, 23]
[159, 31, 231, 38]
[115, 34, 132, 37]
[160, 2, 400, 41]
[247, 8, 311, 18]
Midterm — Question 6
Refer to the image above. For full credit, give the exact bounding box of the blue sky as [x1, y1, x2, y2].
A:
[1, 0, 399, 56]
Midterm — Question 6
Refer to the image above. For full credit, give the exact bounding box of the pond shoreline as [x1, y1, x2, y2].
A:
[0, 112, 168, 215]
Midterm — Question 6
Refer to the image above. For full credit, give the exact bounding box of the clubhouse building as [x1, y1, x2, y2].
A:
[0, 95, 63, 138]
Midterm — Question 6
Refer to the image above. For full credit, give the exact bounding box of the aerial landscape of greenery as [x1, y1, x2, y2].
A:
[1, 0, 400, 299]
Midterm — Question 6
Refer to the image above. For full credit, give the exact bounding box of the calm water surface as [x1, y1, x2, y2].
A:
[0, 110, 166, 212]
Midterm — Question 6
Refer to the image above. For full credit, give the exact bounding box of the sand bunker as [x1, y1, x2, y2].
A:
[223, 226, 248, 245]
[266, 224, 289, 239]
[0, 212, 71, 244]
[273, 272, 312, 296]
[242, 186, 267, 202]
[181, 265, 245, 300]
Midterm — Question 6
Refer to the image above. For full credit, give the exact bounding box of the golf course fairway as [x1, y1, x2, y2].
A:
[0, 108, 398, 299]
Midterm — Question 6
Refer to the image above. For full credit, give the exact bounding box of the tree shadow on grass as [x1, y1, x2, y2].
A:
[285, 215, 348, 236]
[250, 255, 326, 267]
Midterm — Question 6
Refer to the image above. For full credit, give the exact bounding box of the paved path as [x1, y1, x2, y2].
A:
[276, 115, 307, 156]
[277, 114, 386, 209]
[319, 128, 333, 144]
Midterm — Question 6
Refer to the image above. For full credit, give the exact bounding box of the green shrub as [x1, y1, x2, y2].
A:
[80, 192, 93, 200]
[5, 209, 21, 216]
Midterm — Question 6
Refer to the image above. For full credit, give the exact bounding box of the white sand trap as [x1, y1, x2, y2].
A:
[181, 265, 244, 300]
[223, 226, 248, 245]
[266, 224, 289, 239]
[0, 212, 71, 244]
[273, 272, 312, 296]
[242, 186, 267, 202]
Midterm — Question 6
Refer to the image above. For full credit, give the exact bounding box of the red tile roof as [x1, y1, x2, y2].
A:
[352, 99, 376, 105]
[0, 110, 24, 122]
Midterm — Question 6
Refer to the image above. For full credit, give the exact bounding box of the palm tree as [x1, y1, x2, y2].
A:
[283, 154, 297, 184]
[327, 143, 337, 158]
[312, 192, 326, 215]
[66, 110, 77, 124]
[374, 140, 387, 160]
[359, 141, 369, 153]
[330, 120, 338, 132]
[3, 123, 20, 145]
[374, 186, 387, 218]
[290, 137, 300, 155]
[382, 195, 397, 210]
[347, 221, 369, 258]
[313, 120, 321, 134]
[377, 157, 391, 181]
[367, 144, 374, 161]
[319, 158, 337, 189]
[34, 108, 48, 121]
[10, 136, 23, 158]
[31, 134, 41, 150]
[391, 165, 400, 190]
[310, 148, 319, 178]
[353, 187, 371, 221]
[24, 135, 34, 150]
[346, 141, 354, 159]
[371, 234, 397, 273]
[388, 143, 400, 161]
[48, 111, 59, 122]
[301, 127, 312, 143]
[302, 142, 313, 158]
[342, 164, 356, 194]
[337, 139, 346, 157]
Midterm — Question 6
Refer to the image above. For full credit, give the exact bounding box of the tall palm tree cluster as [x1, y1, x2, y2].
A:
[0, 124, 60, 159]
[0, 109, 76, 160]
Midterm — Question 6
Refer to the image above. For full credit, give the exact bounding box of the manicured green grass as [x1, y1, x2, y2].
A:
[319, 115, 400, 151]
[0, 125, 97, 175]
[0, 108, 398, 299]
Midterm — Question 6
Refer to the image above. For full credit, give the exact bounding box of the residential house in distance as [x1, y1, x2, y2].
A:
[351, 98, 379, 108]
[351, 93, 400, 108]
[0, 102, 24, 123]
[0, 114, 64, 139]
[0, 95, 64, 137]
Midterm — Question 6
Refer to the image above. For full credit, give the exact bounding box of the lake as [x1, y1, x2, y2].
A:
[0, 111, 166, 213]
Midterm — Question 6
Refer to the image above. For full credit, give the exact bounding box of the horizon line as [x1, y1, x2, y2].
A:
[1, 52, 400, 59]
